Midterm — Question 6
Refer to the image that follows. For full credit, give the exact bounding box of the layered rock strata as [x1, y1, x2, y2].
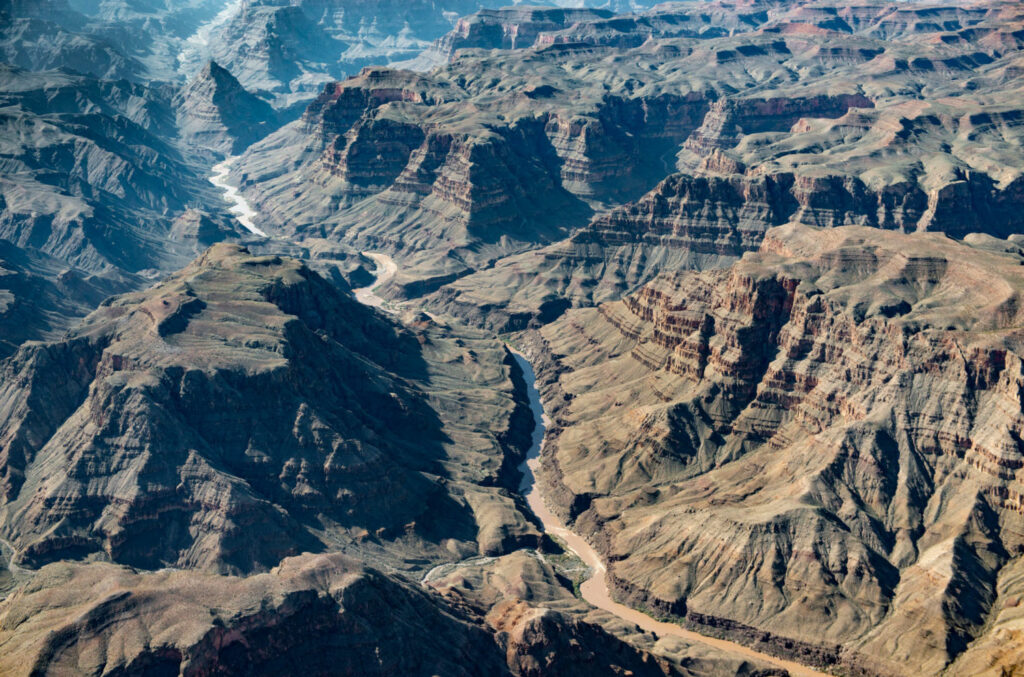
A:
[526, 224, 1024, 675]
[0, 244, 538, 574]
[415, 0, 1023, 329]
[174, 60, 280, 156]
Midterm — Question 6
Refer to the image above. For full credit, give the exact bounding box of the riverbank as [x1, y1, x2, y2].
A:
[507, 348, 829, 677]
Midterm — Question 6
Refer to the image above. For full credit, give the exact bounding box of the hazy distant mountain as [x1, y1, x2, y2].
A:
[182, 0, 672, 108]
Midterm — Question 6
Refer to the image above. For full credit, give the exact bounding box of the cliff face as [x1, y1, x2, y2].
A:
[234, 67, 724, 290]
[235, 67, 599, 286]
[417, 0, 1024, 331]
[528, 224, 1024, 675]
[0, 244, 538, 574]
[418, 2, 793, 66]
[676, 95, 875, 171]
[430, 8, 617, 60]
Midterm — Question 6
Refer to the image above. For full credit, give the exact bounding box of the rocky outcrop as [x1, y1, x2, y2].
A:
[430, 8, 616, 60]
[174, 60, 280, 156]
[528, 224, 1024, 675]
[167, 208, 247, 253]
[577, 171, 791, 255]
[543, 93, 711, 202]
[677, 94, 875, 170]
[0, 244, 539, 574]
[0, 554, 511, 676]
[489, 600, 674, 677]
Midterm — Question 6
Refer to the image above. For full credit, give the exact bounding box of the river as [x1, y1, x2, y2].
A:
[353, 252, 398, 309]
[224, 192, 828, 675]
[509, 348, 828, 677]
[209, 157, 268, 238]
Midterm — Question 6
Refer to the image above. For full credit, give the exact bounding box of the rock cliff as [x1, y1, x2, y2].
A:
[415, 0, 1024, 330]
[527, 224, 1024, 675]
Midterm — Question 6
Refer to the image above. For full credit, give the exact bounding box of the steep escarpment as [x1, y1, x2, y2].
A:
[422, 154, 813, 332]
[527, 224, 1024, 675]
[426, 7, 616, 62]
[417, 0, 1024, 331]
[414, 2, 794, 68]
[676, 95, 875, 171]
[0, 244, 538, 574]
[232, 63, 718, 291]
[234, 67, 606, 287]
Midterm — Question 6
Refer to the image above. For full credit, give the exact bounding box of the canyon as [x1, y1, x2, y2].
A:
[219, 0, 1024, 335]
[523, 224, 1024, 676]
[1, 0, 1024, 675]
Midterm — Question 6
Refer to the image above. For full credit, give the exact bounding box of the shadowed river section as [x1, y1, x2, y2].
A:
[508, 348, 829, 677]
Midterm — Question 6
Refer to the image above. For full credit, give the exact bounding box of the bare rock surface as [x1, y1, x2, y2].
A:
[2, 1, 1024, 675]
[0, 549, 703, 677]
[526, 223, 1024, 675]
[430, 549, 788, 677]
[0, 239, 138, 359]
[0, 64, 226, 275]
[0, 553, 510, 676]
[0, 244, 537, 575]
[246, 0, 1024, 328]
[174, 60, 280, 155]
